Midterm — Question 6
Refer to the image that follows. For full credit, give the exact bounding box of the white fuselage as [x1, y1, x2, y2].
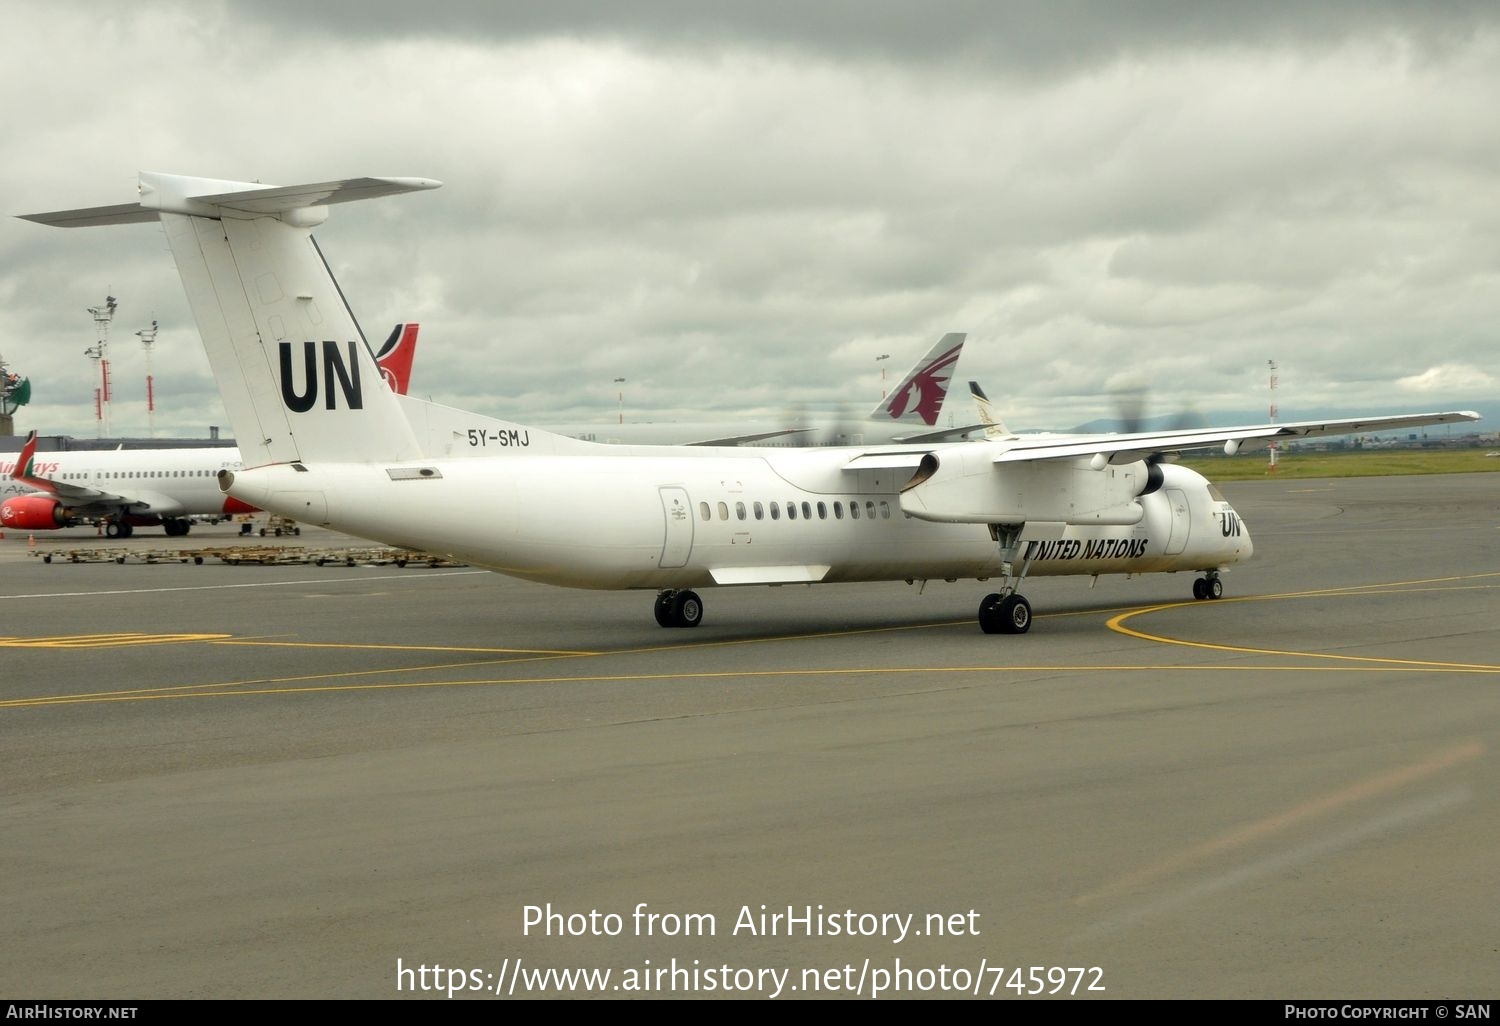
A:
[0, 446, 249, 521]
[226, 448, 1251, 592]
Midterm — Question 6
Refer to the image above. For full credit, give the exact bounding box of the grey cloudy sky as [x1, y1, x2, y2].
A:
[2, 1, 1496, 438]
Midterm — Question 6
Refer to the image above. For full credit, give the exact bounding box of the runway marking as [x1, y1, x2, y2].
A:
[0, 569, 486, 601]
[1075, 786, 1473, 940]
[5, 570, 1497, 709]
[7, 660, 1499, 710]
[1108, 571, 1500, 670]
[0, 632, 232, 648]
[1077, 739, 1483, 906]
[213, 639, 598, 656]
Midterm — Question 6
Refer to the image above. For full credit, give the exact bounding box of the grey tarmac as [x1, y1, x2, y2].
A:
[1, 474, 1496, 999]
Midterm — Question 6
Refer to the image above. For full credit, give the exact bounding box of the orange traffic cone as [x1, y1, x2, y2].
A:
[28, 534, 36, 548]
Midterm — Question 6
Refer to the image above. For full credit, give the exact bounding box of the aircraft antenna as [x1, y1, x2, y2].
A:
[137, 318, 159, 437]
[85, 294, 117, 438]
[1267, 359, 1278, 473]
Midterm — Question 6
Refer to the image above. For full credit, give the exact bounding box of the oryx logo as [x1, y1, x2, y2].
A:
[884, 343, 961, 425]
[279, 341, 364, 412]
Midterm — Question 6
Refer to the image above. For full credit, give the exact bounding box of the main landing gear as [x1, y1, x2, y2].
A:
[654, 589, 704, 628]
[1191, 572, 1224, 600]
[979, 523, 1035, 635]
[979, 592, 1031, 634]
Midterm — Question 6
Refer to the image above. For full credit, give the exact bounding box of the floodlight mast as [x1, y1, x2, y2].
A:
[1267, 359, 1279, 472]
[85, 294, 117, 437]
[137, 318, 159, 437]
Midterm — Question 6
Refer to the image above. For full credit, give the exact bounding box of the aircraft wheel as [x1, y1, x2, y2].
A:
[1207, 577, 1223, 600]
[105, 522, 121, 539]
[998, 595, 1032, 634]
[1192, 578, 1207, 600]
[978, 593, 1004, 634]
[670, 590, 704, 628]
[654, 591, 675, 627]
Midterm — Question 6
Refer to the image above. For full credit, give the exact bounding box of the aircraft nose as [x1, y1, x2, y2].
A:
[1232, 507, 1253, 560]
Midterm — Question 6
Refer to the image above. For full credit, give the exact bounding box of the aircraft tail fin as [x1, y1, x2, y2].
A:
[22, 172, 441, 469]
[10, 430, 54, 492]
[968, 380, 1016, 440]
[375, 323, 420, 395]
[868, 332, 966, 426]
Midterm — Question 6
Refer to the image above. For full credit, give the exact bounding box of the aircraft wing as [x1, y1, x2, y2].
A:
[990, 411, 1483, 465]
[889, 422, 989, 444]
[685, 427, 813, 446]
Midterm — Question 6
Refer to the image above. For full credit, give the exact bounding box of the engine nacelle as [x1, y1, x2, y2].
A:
[900, 451, 1150, 525]
[0, 494, 71, 529]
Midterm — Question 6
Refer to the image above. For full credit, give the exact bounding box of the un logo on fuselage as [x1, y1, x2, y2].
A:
[279, 341, 364, 412]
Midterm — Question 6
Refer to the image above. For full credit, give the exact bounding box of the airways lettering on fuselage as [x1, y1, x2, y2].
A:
[278, 341, 363, 413]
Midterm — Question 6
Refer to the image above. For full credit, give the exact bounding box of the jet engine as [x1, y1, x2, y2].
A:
[0, 494, 72, 529]
[899, 450, 1153, 526]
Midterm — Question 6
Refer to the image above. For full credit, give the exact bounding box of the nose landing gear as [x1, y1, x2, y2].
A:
[1191, 573, 1224, 600]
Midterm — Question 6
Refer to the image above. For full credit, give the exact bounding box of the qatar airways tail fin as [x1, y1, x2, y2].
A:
[868, 332, 965, 427]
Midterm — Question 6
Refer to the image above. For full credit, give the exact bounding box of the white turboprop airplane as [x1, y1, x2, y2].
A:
[0, 322, 421, 537]
[21, 172, 1480, 632]
[550, 332, 980, 447]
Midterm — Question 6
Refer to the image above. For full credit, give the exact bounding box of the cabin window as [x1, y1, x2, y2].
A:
[866, 501, 877, 519]
[699, 502, 711, 521]
[770, 502, 781, 520]
[754, 501, 764, 521]
[717, 501, 729, 520]
[817, 501, 827, 520]
[850, 501, 860, 520]
[834, 502, 844, 519]
[880, 501, 891, 519]
[786, 502, 797, 521]
[801, 501, 812, 520]
[735, 501, 747, 521]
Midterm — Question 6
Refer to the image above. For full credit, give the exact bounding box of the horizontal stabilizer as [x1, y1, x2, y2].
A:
[21, 173, 442, 227]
